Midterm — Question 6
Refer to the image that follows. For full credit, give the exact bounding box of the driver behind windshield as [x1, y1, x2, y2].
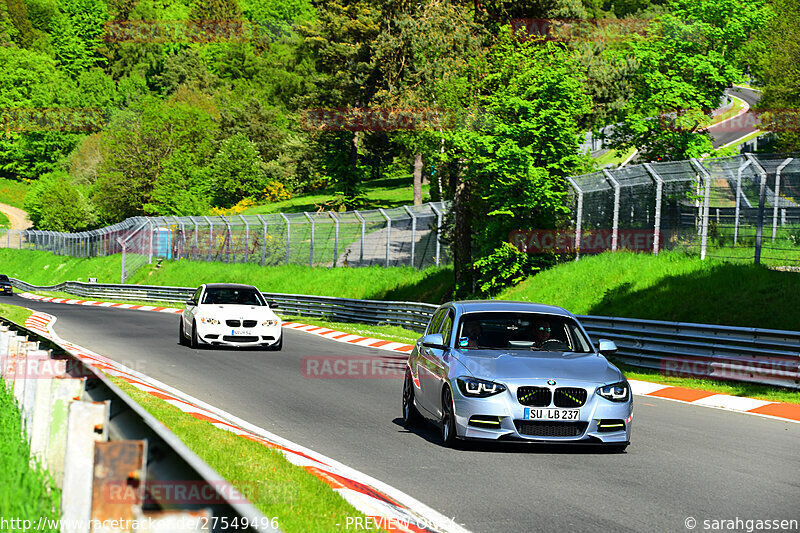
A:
[534, 319, 552, 348]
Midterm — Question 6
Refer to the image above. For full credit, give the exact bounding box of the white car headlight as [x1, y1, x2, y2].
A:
[200, 317, 220, 324]
[262, 319, 279, 326]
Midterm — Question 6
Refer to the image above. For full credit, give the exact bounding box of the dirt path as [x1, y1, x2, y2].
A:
[0, 202, 32, 231]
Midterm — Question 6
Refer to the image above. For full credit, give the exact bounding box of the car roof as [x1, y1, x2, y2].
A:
[202, 283, 259, 290]
[449, 300, 574, 317]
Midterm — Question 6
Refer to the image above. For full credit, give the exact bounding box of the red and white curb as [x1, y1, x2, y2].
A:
[18, 292, 184, 314]
[19, 292, 800, 424]
[24, 310, 466, 533]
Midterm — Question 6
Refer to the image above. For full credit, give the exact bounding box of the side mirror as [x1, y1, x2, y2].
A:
[598, 339, 618, 355]
[421, 333, 447, 350]
[185, 300, 197, 307]
[268, 300, 279, 309]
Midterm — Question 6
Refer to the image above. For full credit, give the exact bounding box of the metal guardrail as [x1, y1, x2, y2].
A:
[0, 315, 278, 532]
[11, 278, 800, 389]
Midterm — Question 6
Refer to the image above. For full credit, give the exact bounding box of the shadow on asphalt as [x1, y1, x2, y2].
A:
[390, 418, 625, 455]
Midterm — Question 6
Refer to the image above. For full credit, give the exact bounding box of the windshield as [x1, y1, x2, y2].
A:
[456, 312, 593, 353]
[202, 287, 265, 306]
[0, 275, 8, 282]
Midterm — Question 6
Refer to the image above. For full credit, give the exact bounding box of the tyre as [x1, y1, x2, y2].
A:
[441, 386, 459, 448]
[190, 320, 199, 349]
[178, 320, 186, 346]
[269, 335, 283, 351]
[402, 369, 422, 428]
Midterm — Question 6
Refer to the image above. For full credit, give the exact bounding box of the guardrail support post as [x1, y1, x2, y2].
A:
[354, 210, 365, 264]
[61, 400, 109, 533]
[403, 206, 417, 267]
[430, 203, 442, 267]
[378, 208, 391, 267]
[329, 211, 339, 267]
[602, 170, 621, 251]
[773, 158, 792, 242]
[203, 216, 213, 261]
[221, 216, 233, 263]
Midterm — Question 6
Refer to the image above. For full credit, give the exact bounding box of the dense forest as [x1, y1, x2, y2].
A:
[0, 0, 796, 293]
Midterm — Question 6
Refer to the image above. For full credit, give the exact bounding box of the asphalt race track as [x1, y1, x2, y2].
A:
[709, 87, 762, 149]
[15, 295, 800, 532]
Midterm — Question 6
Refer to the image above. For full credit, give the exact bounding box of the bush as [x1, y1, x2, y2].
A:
[473, 242, 538, 297]
[24, 172, 96, 232]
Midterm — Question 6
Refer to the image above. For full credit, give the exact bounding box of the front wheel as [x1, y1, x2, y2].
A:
[269, 336, 283, 351]
[178, 319, 187, 346]
[190, 320, 199, 349]
[402, 369, 422, 428]
[441, 387, 459, 448]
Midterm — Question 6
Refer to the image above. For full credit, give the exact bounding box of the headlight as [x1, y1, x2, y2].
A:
[262, 319, 279, 326]
[457, 377, 506, 398]
[200, 317, 220, 324]
[596, 381, 630, 402]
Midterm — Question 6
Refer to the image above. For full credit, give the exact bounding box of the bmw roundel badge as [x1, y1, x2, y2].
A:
[547, 379, 556, 386]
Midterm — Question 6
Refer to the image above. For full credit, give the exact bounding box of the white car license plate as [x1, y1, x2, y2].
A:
[524, 408, 580, 421]
[231, 329, 252, 336]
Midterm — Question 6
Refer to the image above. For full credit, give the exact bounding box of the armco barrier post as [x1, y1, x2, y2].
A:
[61, 400, 109, 533]
[644, 163, 664, 254]
[47, 378, 86, 486]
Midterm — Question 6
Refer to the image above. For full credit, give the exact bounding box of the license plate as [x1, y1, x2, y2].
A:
[524, 408, 580, 421]
[231, 329, 252, 336]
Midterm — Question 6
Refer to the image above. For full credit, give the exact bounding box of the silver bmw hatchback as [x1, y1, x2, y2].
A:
[402, 301, 632, 450]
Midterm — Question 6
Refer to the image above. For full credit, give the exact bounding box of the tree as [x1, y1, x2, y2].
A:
[49, 0, 109, 77]
[93, 92, 219, 222]
[210, 133, 268, 207]
[445, 36, 591, 295]
[25, 171, 97, 231]
[748, 0, 800, 151]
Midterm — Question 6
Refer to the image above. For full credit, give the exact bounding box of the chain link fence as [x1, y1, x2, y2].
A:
[16, 203, 449, 282]
[4, 154, 798, 283]
[565, 153, 800, 266]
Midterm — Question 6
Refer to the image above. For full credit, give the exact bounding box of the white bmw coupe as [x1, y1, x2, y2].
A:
[180, 283, 283, 350]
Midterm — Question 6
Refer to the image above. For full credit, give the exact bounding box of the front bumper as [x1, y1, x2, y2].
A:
[195, 323, 282, 347]
[0, 286, 12, 295]
[451, 379, 633, 444]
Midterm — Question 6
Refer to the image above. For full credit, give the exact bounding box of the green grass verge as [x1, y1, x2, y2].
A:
[0, 177, 30, 209]
[0, 301, 33, 326]
[110, 378, 384, 533]
[0, 249, 123, 284]
[498, 250, 800, 331]
[0, 210, 10, 229]
[245, 176, 431, 215]
[128, 260, 453, 303]
[592, 147, 637, 168]
[0, 364, 60, 531]
[710, 95, 746, 126]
